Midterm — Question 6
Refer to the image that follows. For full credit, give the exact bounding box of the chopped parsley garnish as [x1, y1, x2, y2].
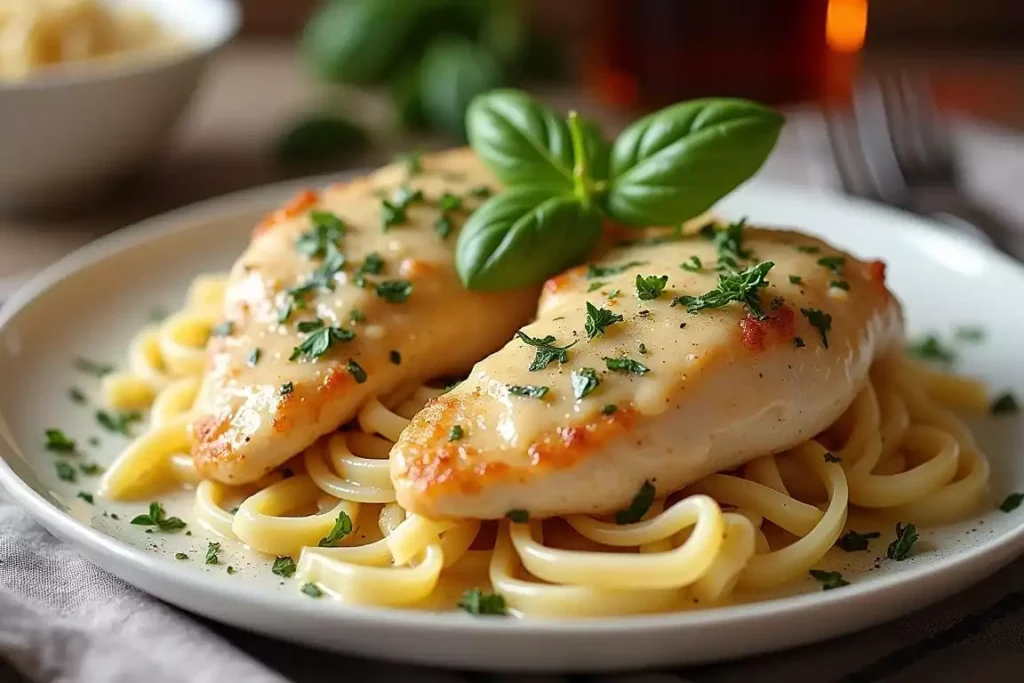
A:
[77, 491, 94, 504]
[809, 569, 849, 590]
[348, 309, 366, 324]
[175, 553, 189, 561]
[346, 360, 367, 384]
[247, 348, 261, 366]
[906, 335, 955, 365]
[434, 215, 453, 239]
[307, 250, 346, 291]
[359, 252, 385, 275]
[999, 493, 1024, 512]
[279, 382, 294, 396]
[506, 509, 530, 523]
[837, 530, 880, 552]
[318, 511, 353, 547]
[448, 425, 464, 441]
[79, 462, 104, 476]
[457, 588, 507, 616]
[788, 275, 803, 284]
[817, 256, 846, 274]
[602, 404, 618, 415]
[712, 218, 751, 266]
[226, 566, 237, 575]
[96, 410, 143, 436]
[301, 583, 323, 598]
[289, 322, 355, 361]
[604, 356, 649, 375]
[210, 321, 234, 337]
[800, 308, 832, 349]
[396, 150, 423, 176]
[389, 350, 401, 365]
[130, 502, 186, 532]
[73, 357, 113, 377]
[571, 367, 600, 400]
[515, 331, 577, 371]
[271, 556, 297, 578]
[45, 429, 76, 452]
[886, 522, 919, 561]
[635, 274, 669, 301]
[296, 211, 345, 258]
[468, 185, 492, 199]
[606, 289, 621, 299]
[438, 192, 463, 212]
[954, 325, 986, 343]
[793, 336, 806, 348]
[68, 387, 86, 404]
[615, 481, 655, 524]
[587, 281, 608, 292]
[380, 186, 424, 231]
[823, 452, 842, 463]
[585, 302, 624, 339]
[681, 255, 703, 273]
[796, 245, 820, 254]
[56, 461, 76, 481]
[586, 260, 648, 279]
[508, 384, 549, 399]
[830, 280, 850, 291]
[375, 279, 413, 303]
[672, 261, 774, 318]
[991, 392, 1019, 415]
[206, 542, 221, 565]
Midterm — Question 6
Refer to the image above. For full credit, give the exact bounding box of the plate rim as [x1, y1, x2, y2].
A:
[1, 174, 1023, 640]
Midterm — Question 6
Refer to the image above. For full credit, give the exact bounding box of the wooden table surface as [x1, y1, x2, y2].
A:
[2, 41, 1023, 291]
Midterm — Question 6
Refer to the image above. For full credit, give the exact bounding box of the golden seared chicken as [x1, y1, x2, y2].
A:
[192, 149, 539, 484]
[391, 223, 903, 519]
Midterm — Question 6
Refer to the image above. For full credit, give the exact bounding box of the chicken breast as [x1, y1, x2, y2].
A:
[192, 148, 539, 484]
[391, 224, 903, 519]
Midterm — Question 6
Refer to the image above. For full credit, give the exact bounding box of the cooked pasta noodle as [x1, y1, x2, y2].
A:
[98, 274, 994, 617]
[0, 0, 180, 81]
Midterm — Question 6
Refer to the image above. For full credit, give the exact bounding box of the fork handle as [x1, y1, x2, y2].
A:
[926, 199, 1024, 263]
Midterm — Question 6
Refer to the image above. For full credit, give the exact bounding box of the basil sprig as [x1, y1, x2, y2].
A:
[456, 89, 783, 291]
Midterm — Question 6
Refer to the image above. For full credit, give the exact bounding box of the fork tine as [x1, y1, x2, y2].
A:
[849, 78, 912, 206]
[824, 109, 880, 201]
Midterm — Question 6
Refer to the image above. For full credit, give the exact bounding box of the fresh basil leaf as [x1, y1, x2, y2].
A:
[606, 98, 784, 226]
[465, 89, 575, 191]
[274, 113, 368, 166]
[420, 36, 504, 139]
[455, 188, 602, 291]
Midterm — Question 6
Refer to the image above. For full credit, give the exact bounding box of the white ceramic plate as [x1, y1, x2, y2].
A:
[1, 177, 1022, 672]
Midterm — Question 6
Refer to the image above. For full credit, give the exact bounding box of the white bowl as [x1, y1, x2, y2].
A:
[0, 0, 240, 214]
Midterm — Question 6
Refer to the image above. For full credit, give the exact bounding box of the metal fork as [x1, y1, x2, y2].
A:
[825, 74, 1024, 261]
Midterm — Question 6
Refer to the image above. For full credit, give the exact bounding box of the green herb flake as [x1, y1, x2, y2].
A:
[272, 556, 297, 578]
[508, 384, 550, 399]
[438, 192, 463, 212]
[301, 583, 323, 598]
[809, 569, 849, 590]
[175, 553, 189, 561]
[823, 452, 842, 463]
[506, 509, 529, 523]
[296, 211, 345, 258]
[604, 356, 649, 376]
[886, 522, 919, 561]
[226, 566, 237, 575]
[448, 425, 465, 442]
[999, 493, 1023, 512]
[793, 336, 806, 348]
[712, 218, 752, 265]
[457, 588, 507, 616]
[991, 392, 1020, 415]
[796, 245, 821, 254]
[206, 542, 221, 565]
[635, 274, 669, 301]
[358, 252, 385, 276]
[954, 326, 986, 343]
[73, 357, 114, 377]
[68, 387, 86, 404]
[375, 279, 413, 303]
[346, 360, 367, 384]
[586, 260, 648, 280]
[606, 289, 621, 299]
[570, 367, 600, 400]
[434, 215, 453, 239]
[79, 462, 104, 476]
[681, 255, 703, 273]
[396, 151, 423, 176]
[602, 404, 618, 416]
[615, 481, 656, 524]
[837, 530, 880, 552]
[45, 429, 76, 452]
[77, 491, 94, 504]
[289, 324, 355, 362]
[247, 348, 261, 366]
[96, 410, 143, 436]
[817, 256, 846, 275]
[515, 331, 577, 371]
[279, 382, 294, 396]
[468, 185, 492, 199]
[56, 462, 76, 482]
[671, 261, 775, 318]
[318, 511, 354, 547]
[130, 502, 186, 532]
[587, 281, 608, 293]
[389, 350, 402, 365]
[585, 302, 624, 339]
[907, 335, 956, 365]
[788, 274, 803, 285]
[801, 308, 832, 349]
[830, 280, 850, 291]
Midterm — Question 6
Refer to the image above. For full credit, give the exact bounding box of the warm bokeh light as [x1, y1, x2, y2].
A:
[826, 0, 868, 53]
